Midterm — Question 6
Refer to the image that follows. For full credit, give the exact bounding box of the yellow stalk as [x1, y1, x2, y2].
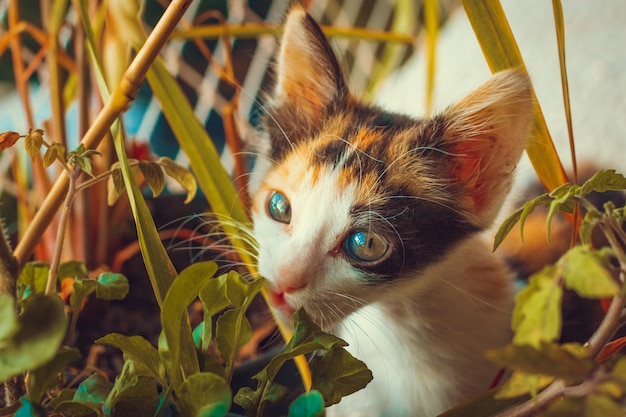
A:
[461, 0, 568, 192]
[424, 0, 439, 115]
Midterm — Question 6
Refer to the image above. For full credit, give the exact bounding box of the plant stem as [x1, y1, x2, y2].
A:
[45, 169, 78, 296]
[13, 0, 194, 268]
[0, 221, 19, 301]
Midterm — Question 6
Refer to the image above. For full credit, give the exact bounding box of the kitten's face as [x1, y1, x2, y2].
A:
[251, 7, 532, 330]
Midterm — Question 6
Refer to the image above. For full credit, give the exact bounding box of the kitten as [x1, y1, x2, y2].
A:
[250, 6, 533, 416]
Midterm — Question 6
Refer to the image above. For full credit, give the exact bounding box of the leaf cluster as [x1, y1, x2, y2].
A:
[446, 170, 626, 416]
[6, 260, 372, 417]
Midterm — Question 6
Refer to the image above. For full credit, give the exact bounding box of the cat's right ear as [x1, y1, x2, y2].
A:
[266, 6, 348, 151]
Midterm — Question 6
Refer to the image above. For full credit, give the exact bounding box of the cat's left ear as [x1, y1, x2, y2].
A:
[268, 6, 348, 142]
[439, 69, 534, 228]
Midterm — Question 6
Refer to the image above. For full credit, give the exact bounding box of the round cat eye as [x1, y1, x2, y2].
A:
[268, 191, 292, 224]
[345, 230, 390, 263]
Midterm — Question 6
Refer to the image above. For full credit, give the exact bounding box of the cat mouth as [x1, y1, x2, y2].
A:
[267, 288, 296, 316]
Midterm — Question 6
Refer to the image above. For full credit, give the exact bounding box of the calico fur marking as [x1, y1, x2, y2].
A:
[251, 5, 533, 416]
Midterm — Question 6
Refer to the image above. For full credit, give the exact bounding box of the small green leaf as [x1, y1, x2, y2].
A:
[75, 156, 96, 178]
[494, 206, 523, 251]
[177, 372, 231, 417]
[0, 294, 68, 380]
[586, 392, 625, 417]
[512, 266, 563, 347]
[59, 261, 89, 280]
[579, 209, 603, 245]
[310, 346, 373, 407]
[495, 371, 554, 399]
[43, 146, 58, 168]
[215, 307, 252, 377]
[487, 342, 593, 381]
[157, 156, 198, 203]
[0, 293, 18, 339]
[200, 274, 232, 318]
[538, 396, 584, 417]
[74, 373, 111, 404]
[288, 391, 324, 417]
[545, 187, 577, 243]
[138, 161, 166, 198]
[96, 333, 166, 385]
[107, 167, 126, 205]
[519, 194, 553, 240]
[70, 278, 98, 313]
[104, 361, 159, 417]
[24, 128, 44, 160]
[437, 388, 527, 417]
[55, 400, 102, 417]
[580, 169, 626, 196]
[15, 396, 47, 417]
[161, 261, 218, 388]
[18, 261, 50, 297]
[28, 346, 81, 401]
[560, 246, 619, 298]
[95, 272, 129, 300]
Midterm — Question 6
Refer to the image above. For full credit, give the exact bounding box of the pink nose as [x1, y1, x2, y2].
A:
[275, 266, 309, 294]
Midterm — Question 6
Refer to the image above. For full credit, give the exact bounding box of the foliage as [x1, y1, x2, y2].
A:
[442, 170, 626, 416]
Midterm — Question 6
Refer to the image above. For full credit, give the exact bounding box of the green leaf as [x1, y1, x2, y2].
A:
[579, 209, 603, 245]
[24, 129, 44, 160]
[288, 390, 324, 417]
[225, 271, 265, 310]
[493, 206, 523, 251]
[43, 146, 58, 168]
[486, 342, 593, 381]
[0, 294, 18, 339]
[111, 124, 177, 308]
[17, 261, 50, 297]
[512, 266, 563, 347]
[15, 396, 47, 417]
[104, 361, 159, 417]
[580, 169, 626, 196]
[545, 186, 577, 243]
[560, 246, 619, 298]
[438, 388, 527, 417]
[161, 261, 218, 388]
[538, 396, 584, 417]
[74, 373, 111, 404]
[234, 381, 289, 415]
[310, 346, 373, 407]
[586, 392, 626, 417]
[215, 307, 252, 378]
[54, 400, 102, 417]
[177, 372, 231, 417]
[28, 346, 81, 401]
[59, 261, 89, 280]
[157, 156, 198, 203]
[200, 274, 231, 318]
[495, 371, 554, 399]
[95, 272, 129, 300]
[70, 278, 98, 313]
[138, 161, 166, 198]
[107, 167, 126, 206]
[96, 333, 166, 385]
[0, 294, 68, 380]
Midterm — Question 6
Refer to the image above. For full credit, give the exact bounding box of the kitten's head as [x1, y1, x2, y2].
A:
[251, 6, 533, 329]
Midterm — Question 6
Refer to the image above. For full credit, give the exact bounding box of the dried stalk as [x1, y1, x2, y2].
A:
[13, 0, 194, 268]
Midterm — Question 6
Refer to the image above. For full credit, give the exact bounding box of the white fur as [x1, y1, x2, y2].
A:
[253, 158, 514, 416]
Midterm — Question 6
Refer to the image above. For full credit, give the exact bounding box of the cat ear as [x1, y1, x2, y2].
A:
[439, 69, 533, 227]
[268, 6, 348, 145]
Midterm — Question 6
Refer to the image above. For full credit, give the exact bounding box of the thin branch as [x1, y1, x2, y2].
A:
[45, 169, 78, 296]
[13, 0, 194, 268]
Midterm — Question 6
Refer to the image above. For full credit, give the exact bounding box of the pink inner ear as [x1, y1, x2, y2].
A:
[449, 139, 498, 215]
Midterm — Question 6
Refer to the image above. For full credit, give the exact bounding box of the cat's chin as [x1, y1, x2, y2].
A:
[267, 288, 297, 317]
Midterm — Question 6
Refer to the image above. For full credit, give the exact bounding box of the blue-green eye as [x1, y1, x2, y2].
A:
[345, 231, 390, 263]
[268, 191, 292, 224]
